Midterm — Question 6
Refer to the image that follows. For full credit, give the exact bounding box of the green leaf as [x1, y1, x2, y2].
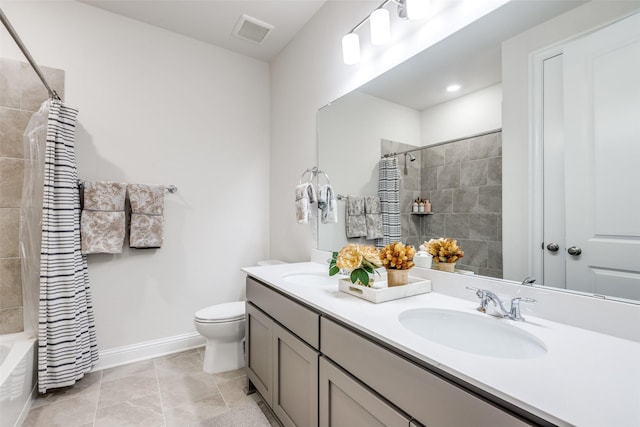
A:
[351, 269, 370, 286]
[329, 265, 340, 276]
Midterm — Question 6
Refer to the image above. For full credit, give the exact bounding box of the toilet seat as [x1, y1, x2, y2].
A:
[195, 301, 245, 323]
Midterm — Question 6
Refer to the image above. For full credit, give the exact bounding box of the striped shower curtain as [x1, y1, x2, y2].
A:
[376, 157, 401, 247]
[38, 100, 98, 393]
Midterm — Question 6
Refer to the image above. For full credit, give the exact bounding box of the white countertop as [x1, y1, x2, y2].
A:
[243, 262, 640, 427]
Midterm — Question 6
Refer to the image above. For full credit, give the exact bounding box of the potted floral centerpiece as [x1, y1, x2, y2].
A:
[424, 238, 464, 272]
[329, 244, 382, 287]
[379, 242, 416, 286]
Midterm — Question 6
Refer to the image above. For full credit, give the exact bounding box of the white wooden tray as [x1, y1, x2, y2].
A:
[338, 275, 431, 303]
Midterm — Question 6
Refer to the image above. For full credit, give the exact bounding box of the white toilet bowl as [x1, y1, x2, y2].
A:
[194, 301, 246, 374]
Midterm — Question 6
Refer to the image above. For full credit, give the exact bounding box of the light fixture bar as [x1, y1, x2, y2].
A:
[346, 0, 393, 34]
[342, 0, 426, 64]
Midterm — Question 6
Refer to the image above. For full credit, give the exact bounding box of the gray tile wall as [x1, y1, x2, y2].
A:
[0, 58, 64, 334]
[420, 132, 503, 278]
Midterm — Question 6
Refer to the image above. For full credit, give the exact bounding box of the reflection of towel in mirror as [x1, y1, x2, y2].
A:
[81, 181, 127, 254]
[128, 184, 165, 249]
[365, 196, 383, 239]
[318, 184, 338, 224]
[295, 182, 317, 224]
[345, 196, 366, 237]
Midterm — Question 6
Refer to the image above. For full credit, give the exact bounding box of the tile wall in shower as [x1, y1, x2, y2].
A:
[0, 58, 65, 334]
[421, 132, 502, 278]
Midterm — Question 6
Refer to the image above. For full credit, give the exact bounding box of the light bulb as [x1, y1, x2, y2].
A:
[446, 84, 461, 92]
[370, 8, 390, 46]
[342, 33, 360, 65]
[405, 0, 430, 20]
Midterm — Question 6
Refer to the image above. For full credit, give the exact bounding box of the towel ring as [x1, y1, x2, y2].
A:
[316, 170, 332, 186]
[299, 167, 317, 184]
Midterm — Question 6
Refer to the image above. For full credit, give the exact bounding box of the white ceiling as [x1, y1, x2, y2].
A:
[81, 0, 327, 62]
[81, 0, 586, 109]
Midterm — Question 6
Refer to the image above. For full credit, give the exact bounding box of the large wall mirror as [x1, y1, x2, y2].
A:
[317, 0, 640, 304]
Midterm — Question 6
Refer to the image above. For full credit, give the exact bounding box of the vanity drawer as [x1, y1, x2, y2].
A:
[246, 276, 320, 349]
[321, 317, 532, 427]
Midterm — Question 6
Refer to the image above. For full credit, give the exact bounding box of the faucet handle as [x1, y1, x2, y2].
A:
[509, 297, 536, 321]
[466, 287, 489, 313]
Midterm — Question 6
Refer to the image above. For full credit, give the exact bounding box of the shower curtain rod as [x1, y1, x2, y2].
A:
[0, 8, 61, 100]
[381, 128, 502, 159]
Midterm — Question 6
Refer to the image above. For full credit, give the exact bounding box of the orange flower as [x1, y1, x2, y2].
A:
[379, 242, 416, 270]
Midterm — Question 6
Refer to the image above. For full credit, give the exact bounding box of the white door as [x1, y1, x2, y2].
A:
[563, 11, 640, 300]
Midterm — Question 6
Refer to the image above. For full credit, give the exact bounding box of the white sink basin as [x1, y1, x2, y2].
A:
[281, 271, 338, 286]
[398, 308, 547, 359]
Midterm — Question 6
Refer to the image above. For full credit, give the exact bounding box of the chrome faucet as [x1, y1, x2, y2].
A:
[521, 276, 536, 286]
[466, 287, 536, 322]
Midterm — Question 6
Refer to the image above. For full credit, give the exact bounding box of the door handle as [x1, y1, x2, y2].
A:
[546, 243, 560, 252]
[567, 246, 582, 256]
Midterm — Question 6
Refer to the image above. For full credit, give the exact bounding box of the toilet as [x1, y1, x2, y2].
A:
[194, 301, 246, 374]
[194, 261, 285, 374]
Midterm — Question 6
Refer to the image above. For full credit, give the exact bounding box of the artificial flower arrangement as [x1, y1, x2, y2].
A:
[424, 238, 464, 264]
[379, 242, 416, 270]
[329, 244, 382, 287]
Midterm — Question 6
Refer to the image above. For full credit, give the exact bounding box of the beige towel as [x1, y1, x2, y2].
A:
[365, 196, 383, 239]
[127, 184, 164, 248]
[81, 181, 127, 254]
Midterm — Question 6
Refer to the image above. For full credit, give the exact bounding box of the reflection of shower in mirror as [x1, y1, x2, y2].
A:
[403, 152, 416, 175]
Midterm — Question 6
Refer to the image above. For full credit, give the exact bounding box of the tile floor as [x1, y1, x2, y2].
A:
[23, 348, 279, 427]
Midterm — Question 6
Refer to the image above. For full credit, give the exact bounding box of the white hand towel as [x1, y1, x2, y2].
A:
[295, 183, 317, 224]
[318, 184, 338, 224]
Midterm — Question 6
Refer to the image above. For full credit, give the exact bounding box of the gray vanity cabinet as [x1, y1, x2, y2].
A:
[246, 276, 538, 427]
[319, 356, 411, 427]
[245, 303, 273, 405]
[272, 323, 319, 427]
[246, 277, 320, 427]
[321, 317, 530, 427]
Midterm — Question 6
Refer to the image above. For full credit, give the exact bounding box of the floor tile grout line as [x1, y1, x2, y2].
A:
[90, 369, 103, 427]
[152, 358, 169, 427]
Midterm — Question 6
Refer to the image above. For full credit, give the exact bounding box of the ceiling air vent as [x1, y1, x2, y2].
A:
[232, 14, 274, 44]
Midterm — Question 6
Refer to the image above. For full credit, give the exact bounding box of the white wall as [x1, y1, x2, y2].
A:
[420, 84, 502, 146]
[501, 1, 640, 281]
[1, 2, 270, 353]
[317, 91, 421, 250]
[269, 0, 510, 262]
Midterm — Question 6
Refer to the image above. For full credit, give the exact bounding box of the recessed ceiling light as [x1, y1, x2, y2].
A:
[446, 84, 461, 92]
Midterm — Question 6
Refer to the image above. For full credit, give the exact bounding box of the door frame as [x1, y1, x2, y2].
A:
[530, 44, 565, 287]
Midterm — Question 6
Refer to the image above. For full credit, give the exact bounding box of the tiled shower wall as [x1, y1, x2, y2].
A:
[421, 132, 503, 278]
[0, 58, 64, 334]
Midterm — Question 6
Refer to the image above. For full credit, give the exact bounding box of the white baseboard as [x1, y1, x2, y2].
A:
[92, 332, 205, 372]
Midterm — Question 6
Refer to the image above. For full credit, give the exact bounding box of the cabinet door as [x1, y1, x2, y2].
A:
[273, 323, 319, 427]
[246, 303, 273, 406]
[319, 357, 410, 427]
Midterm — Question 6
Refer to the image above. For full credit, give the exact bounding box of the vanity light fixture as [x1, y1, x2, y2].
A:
[404, 0, 430, 20]
[447, 84, 461, 92]
[370, 8, 391, 46]
[341, 0, 431, 65]
[342, 33, 361, 64]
